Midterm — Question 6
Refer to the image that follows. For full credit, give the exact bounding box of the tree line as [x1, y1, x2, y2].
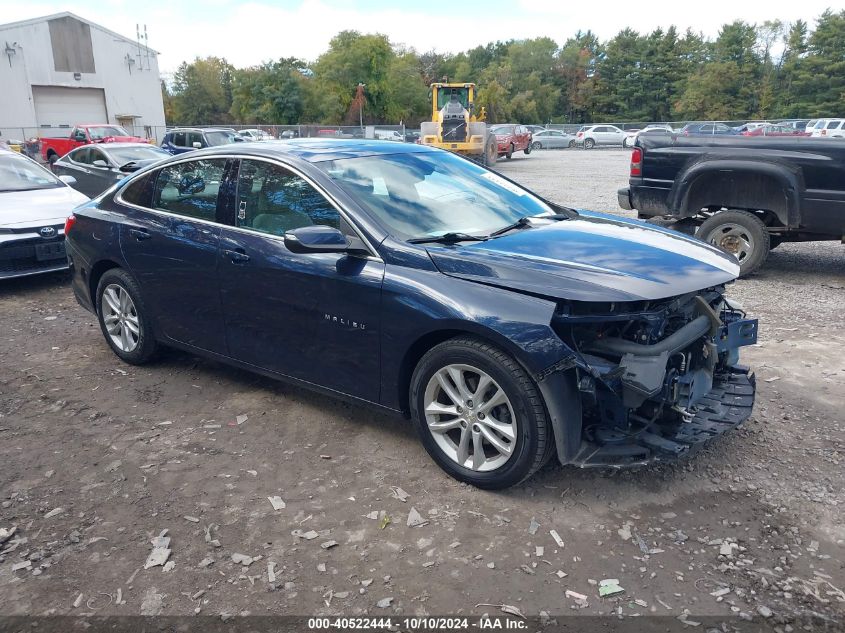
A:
[162, 10, 845, 127]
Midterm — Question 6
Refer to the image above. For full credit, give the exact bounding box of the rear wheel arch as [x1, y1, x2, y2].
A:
[88, 260, 122, 313]
[675, 165, 799, 227]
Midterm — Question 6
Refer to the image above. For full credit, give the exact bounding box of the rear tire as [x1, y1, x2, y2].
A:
[568, 139, 576, 148]
[96, 268, 158, 365]
[697, 210, 770, 277]
[584, 138, 595, 149]
[410, 337, 553, 489]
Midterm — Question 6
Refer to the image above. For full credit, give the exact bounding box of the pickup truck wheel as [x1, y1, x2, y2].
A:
[524, 143, 532, 155]
[697, 210, 770, 277]
[505, 144, 514, 160]
[410, 337, 554, 489]
[584, 138, 595, 149]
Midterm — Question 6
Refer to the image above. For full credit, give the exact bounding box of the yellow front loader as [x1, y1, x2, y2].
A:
[419, 83, 497, 165]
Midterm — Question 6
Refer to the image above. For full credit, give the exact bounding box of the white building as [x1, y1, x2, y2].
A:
[0, 12, 166, 142]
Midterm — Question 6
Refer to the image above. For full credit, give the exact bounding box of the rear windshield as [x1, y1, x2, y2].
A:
[108, 146, 170, 165]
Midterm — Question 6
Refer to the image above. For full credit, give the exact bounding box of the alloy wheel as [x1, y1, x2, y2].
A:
[423, 364, 517, 472]
[101, 284, 140, 353]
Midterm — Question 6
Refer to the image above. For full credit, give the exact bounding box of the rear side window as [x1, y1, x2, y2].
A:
[826, 120, 840, 129]
[120, 172, 156, 207]
[151, 158, 227, 222]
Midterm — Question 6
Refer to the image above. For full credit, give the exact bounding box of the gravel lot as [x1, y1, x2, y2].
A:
[1, 148, 843, 628]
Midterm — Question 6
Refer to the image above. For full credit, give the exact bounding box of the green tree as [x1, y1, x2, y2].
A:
[170, 57, 235, 125]
[230, 58, 305, 124]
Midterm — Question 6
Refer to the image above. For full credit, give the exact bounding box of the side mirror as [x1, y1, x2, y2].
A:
[92, 159, 109, 168]
[192, 142, 202, 149]
[58, 175, 77, 185]
[284, 225, 354, 254]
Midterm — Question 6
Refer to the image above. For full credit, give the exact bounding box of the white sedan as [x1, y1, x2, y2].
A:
[0, 150, 89, 279]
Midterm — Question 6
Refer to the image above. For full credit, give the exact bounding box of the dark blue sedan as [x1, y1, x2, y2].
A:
[64, 140, 758, 488]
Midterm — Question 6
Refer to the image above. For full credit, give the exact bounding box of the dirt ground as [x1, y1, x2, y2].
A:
[1, 149, 843, 629]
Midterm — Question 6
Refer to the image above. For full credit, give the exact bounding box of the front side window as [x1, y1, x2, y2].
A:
[235, 160, 339, 237]
[89, 148, 108, 167]
[316, 150, 553, 241]
[187, 132, 203, 147]
[70, 148, 91, 164]
[151, 158, 227, 222]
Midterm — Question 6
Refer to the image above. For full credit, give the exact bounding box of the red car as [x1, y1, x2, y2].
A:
[488, 124, 532, 159]
[40, 124, 148, 164]
[741, 124, 809, 137]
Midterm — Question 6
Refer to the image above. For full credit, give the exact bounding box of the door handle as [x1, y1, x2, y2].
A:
[223, 248, 250, 264]
[129, 228, 151, 241]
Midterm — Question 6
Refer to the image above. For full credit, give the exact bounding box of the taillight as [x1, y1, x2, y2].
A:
[577, 132, 583, 138]
[630, 147, 643, 177]
[822, 129, 827, 135]
[64, 214, 76, 235]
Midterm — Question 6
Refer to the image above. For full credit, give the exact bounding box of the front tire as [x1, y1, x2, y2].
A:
[410, 337, 553, 489]
[96, 268, 158, 365]
[697, 209, 770, 277]
[524, 143, 532, 155]
[531, 141, 541, 150]
[483, 135, 498, 166]
[505, 144, 514, 160]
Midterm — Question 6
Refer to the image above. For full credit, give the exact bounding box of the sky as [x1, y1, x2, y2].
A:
[0, 0, 835, 73]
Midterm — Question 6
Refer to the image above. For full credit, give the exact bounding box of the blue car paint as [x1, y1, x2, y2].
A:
[65, 140, 757, 468]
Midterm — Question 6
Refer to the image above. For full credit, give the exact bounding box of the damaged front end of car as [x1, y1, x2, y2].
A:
[549, 286, 757, 466]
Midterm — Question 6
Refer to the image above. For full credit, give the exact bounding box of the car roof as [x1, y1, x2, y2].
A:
[167, 127, 233, 133]
[183, 138, 437, 163]
[86, 142, 162, 150]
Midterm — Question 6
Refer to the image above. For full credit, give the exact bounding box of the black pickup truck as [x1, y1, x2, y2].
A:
[618, 135, 845, 275]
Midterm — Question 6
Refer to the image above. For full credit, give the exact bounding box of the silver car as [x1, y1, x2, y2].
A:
[530, 129, 576, 149]
[53, 143, 170, 198]
[0, 150, 88, 279]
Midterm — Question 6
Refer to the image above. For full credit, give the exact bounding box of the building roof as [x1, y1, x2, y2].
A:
[0, 11, 159, 55]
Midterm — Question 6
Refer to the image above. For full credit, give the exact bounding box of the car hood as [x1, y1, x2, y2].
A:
[425, 212, 739, 302]
[0, 186, 89, 228]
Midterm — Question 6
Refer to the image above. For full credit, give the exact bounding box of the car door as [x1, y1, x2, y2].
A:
[607, 126, 625, 145]
[57, 147, 96, 194]
[86, 147, 117, 196]
[117, 156, 232, 353]
[216, 157, 384, 402]
[545, 131, 564, 148]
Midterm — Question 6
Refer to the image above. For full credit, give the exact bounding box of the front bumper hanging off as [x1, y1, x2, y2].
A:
[569, 366, 755, 467]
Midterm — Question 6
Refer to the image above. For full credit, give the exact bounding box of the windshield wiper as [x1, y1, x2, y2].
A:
[408, 232, 488, 244]
[487, 213, 572, 238]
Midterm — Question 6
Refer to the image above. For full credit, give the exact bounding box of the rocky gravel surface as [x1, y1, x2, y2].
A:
[0, 148, 842, 630]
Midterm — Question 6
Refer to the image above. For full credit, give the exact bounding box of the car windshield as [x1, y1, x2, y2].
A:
[108, 146, 170, 165]
[205, 131, 238, 146]
[87, 126, 129, 140]
[0, 152, 63, 192]
[490, 126, 515, 135]
[316, 150, 554, 241]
